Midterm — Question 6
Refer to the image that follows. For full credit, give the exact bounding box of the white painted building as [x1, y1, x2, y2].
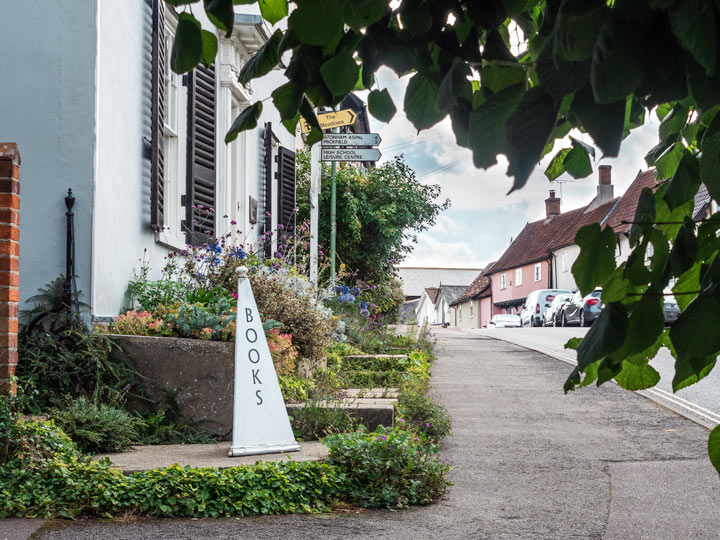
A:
[415, 288, 439, 325]
[2, 2, 297, 320]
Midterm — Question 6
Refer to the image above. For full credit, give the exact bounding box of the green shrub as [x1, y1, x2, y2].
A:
[249, 271, 334, 367]
[0, 419, 343, 518]
[50, 397, 143, 454]
[396, 382, 451, 444]
[340, 369, 408, 388]
[8, 417, 79, 464]
[17, 328, 142, 411]
[324, 426, 451, 508]
[279, 374, 311, 403]
[289, 401, 355, 440]
[136, 410, 215, 445]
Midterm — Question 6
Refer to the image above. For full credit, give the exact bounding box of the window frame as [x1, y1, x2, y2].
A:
[500, 273, 506, 290]
[155, 10, 189, 251]
[515, 268, 522, 286]
[534, 263, 542, 282]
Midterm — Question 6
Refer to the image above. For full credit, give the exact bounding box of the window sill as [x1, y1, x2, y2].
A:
[156, 230, 187, 252]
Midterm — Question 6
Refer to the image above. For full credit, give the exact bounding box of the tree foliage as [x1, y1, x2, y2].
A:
[167, 0, 720, 472]
[295, 150, 449, 284]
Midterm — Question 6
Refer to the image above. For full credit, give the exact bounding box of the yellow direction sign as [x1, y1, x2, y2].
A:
[301, 109, 358, 132]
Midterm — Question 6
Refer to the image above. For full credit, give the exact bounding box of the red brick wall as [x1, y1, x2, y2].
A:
[0, 143, 19, 393]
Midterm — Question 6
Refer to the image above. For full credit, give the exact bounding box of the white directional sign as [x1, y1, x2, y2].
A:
[321, 148, 382, 162]
[322, 133, 382, 147]
[230, 267, 300, 457]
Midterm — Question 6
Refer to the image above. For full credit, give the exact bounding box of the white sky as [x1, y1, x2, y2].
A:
[358, 68, 661, 269]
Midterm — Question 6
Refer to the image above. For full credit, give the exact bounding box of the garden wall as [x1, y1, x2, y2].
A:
[112, 335, 236, 439]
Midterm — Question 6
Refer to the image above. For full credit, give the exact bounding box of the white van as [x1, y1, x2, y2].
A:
[520, 289, 573, 327]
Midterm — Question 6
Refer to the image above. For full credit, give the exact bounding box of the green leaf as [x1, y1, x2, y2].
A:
[573, 302, 629, 376]
[553, 9, 606, 62]
[565, 337, 583, 351]
[368, 89, 397, 123]
[700, 132, 720, 202]
[709, 424, 720, 475]
[669, 0, 717, 75]
[614, 361, 661, 391]
[238, 29, 283, 84]
[436, 59, 472, 112]
[343, 0, 389, 31]
[579, 360, 599, 388]
[204, 0, 234, 36]
[669, 291, 720, 363]
[673, 262, 702, 311]
[686, 57, 720, 111]
[225, 102, 262, 143]
[404, 72, 445, 132]
[259, 0, 288, 25]
[563, 138, 593, 179]
[572, 223, 617, 295]
[320, 51, 360, 98]
[544, 148, 571, 181]
[654, 142, 684, 179]
[663, 151, 701, 210]
[271, 82, 303, 121]
[536, 39, 591, 101]
[171, 13, 203, 74]
[468, 84, 525, 168]
[507, 87, 559, 191]
[399, 0, 433, 36]
[200, 30, 218, 66]
[482, 65, 527, 94]
[570, 86, 625, 157]
[670, 221, 698, 276]
[288, 0, 342, 47]
[617, 296, 665, 358]
[590, 20, 642, 104]
[659, 104, 689, 143]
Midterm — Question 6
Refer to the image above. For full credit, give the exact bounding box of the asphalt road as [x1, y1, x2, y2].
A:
[27, 330, 719, 540]
[474, 327, 720, 428]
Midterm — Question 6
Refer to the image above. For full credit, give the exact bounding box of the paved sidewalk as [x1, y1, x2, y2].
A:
[9, 330, 720, 539]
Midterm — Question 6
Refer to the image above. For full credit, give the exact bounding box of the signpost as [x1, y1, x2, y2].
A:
[301, 109, 358, 132]
[319, 130, 383, 281]
[321, 148, 382, 162]
[229, 267, 300, 457]
[322, 133, 381, 146]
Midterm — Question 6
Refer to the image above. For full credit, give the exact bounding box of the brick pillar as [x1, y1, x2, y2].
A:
[0, 143, 20, 394]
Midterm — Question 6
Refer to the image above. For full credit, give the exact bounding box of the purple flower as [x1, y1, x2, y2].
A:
[278, 224, 284, 230]
[230, 220, 237, 225]
[425, 422, 430, 428]
[381, 435, 387, 440]
[387, 446, 392, 450]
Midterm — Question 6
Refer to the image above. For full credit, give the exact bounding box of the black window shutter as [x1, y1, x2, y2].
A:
[150, 0, 165, 231]
[263, 123, 273, 258]
[185, 63, 217, 244]
[276, 146, 296, 245]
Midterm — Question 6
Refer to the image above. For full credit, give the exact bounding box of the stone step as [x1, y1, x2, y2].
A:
[286, 397, 395, 432]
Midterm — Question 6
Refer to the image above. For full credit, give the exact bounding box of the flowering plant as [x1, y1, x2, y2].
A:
[266, 329, 298, 377]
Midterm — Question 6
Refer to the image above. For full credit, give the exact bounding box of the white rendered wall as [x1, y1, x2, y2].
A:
[553, 245, 580, 291]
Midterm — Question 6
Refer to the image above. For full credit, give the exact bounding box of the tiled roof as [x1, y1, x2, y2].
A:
[437, 285, 469, 306]
[603, 170, 658, 233]
[490, 199, 618, 274]
[396, 267, 484, 297]
[451, 262, 496, 306]
[489, 169, 660, 276]
[424, 287, 439, 304]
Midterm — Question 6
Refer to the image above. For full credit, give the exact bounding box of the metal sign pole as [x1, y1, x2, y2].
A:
[329, 126, 338, 285]
[309, 143, 321, 285]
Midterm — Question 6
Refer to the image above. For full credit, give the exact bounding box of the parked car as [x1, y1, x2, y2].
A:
[543, 294, 574, 327]
[488, 314, 522, 328]
[558, 289, 603, 327]
[663, 299, 680, 325]
[520, 289, 573, 327]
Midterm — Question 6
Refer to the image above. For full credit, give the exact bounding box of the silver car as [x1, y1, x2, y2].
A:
[488, 314, 522, 328]
[543, 294, 573, 327]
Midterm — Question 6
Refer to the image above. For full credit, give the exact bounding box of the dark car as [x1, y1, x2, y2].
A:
[663, 299, 680, 325]
[558, 289, 603, 327]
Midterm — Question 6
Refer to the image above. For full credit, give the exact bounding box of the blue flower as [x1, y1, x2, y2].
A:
[352, 287, 361, 296]
[213, 243, 222, 253]
[335, 285, 344, 294]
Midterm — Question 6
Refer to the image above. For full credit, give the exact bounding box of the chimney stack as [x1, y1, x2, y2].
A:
[596, 165, 614, 205]
[545, 190, 561, 218]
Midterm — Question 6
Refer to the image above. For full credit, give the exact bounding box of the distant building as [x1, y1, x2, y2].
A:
[396, 267, 483, 300]
[450, 262, 495, 328]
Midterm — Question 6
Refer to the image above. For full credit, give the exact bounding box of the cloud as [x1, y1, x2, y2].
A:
[357, 67, 662, 268]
